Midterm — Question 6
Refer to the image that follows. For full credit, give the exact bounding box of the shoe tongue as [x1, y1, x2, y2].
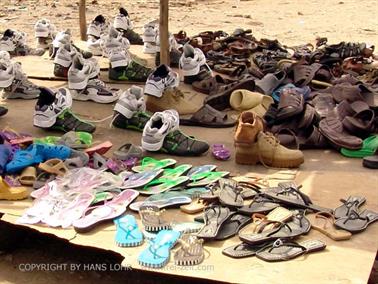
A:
[94, 15, 106, 24]
[3, 29, 14, 38]
[154, 64, 169, 77]
[119, 7, 128, 16]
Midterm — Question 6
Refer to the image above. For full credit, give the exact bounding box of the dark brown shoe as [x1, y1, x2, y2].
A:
[276, 89, 304, 121]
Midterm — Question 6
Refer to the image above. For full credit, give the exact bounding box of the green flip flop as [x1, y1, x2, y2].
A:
[34, 136, 61, 145]
[138, 176, 189, 195]
[132, 157, 177, 173]
[341, 135, 378, 158]
[187, 171, 230, 187]
[160, 164, 192, 179]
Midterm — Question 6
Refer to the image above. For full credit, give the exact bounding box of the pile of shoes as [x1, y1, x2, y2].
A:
[0, 29, 45, 56]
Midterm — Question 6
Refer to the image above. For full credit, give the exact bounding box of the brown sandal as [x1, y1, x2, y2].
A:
[38, 159, 68, 176]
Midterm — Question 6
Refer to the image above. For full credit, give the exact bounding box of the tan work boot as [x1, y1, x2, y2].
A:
[235, 132, 304, 168]
[146, 87, 201, 115]
[234, 111, 264, 146]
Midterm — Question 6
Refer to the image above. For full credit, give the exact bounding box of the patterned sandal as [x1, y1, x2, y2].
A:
[139, 204, 171, 232]
[174, 234, 205, 266]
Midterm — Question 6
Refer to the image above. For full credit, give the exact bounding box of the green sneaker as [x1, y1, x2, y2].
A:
[112, 111, 151, 132]
[50, 109, 96, 133]
[0, 106, 8, 117]
[160, 130, 209, 156]
[109, 60, 152, 82]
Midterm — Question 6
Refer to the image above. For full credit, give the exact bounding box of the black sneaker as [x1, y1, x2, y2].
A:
[183, 65, 212, 84]
[50, 109, 96, 133]
[0, 106, 8, 117]
[160, 130, 209, 156]
[112, 111, 151, 132]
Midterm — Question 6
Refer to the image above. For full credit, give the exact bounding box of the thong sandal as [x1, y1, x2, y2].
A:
[138, 176, 189, 195]
[196, 205, 232, 239]
[85, 141, 113, 157]
[180, 104, 236, 128]
[174, 235, 205, 266]
[215, 213, 251, 240]
[38, 159, 68, 176]
[114, 215, 144, 247]
[122, 169, 164, 189]
[238, 194, 280, 215]
[212, 144, 231, 161]
[218, 178, 244, 207]
[334, 209, 378, 233]
[139, 204, 171, 232]
[187, 171, 230, 187]
[334, 196, 366, 219]
[309, 212, 352, 240]
[132, 157, 176, 173]
[18, 166, 37, 186]
[222, 242, 267, 259]
[256, 238, 326, 262]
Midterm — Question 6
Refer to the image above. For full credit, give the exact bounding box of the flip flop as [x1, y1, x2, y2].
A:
[130, 194, 192, 211]
[84, 141, 113, 157]
[114, 215, 143, 247]
[160, 164, 192, 179]
[72, 189, 139, 233]
[18, 166, 37, 186]
[334, 209, 378, 233]
[263, 182, 332, 213]
[341, 135, 378, 158]
[197, 205, 232, 239]
[38, 159, 68, 176]
[238, 194, 280, 215]
[138, 229, 181, 268]
[239, 211, 311, 245]
[218, 178, 244, 207]
[91, 192, 115, 205]
[122, 169, 163, 188]
[212, 144, 231, 161]
[0, 176, 28, 200]
[309, 212, 352, 240]
[256, 239, 326, 262]
[222, 242, 267, 259]
[215, 213, 251, 240]
[334, 196, 366, 219]
[34, 136, 61, 145]
[132, 157, 176, 173]
[187, 171, 230, 187]
[138, 176, 189, 195]
[113, 143, 144, 160]
[57, 131, 93, 149]
[186, 165, 217, 178]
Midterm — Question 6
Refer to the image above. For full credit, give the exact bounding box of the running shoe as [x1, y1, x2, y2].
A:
[144, 64, 179, 97]
[50, 109, 96, 133]
[87, 15, 108, 38]
[68, 54, 100, 90]
[71, 78, 120, 103]
[179, 43, 207, 76]
[100, 27, 130, 57]
[114, 85, 145, 118]
[113, 8, 133, 31]
[161, 130, 209, 156]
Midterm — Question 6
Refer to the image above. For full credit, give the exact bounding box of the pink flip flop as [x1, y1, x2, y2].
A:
[72, 189, 139, 233]
[59, 193, 95, 228]
[85, 141, 113, 157]
[212, 144, 231, 161]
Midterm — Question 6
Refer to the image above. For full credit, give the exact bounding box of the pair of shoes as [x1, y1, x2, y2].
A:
[34, 19, 56, 49]
[142, 109, 209, 156]
[33, 87, 96, 133]
[0, 52, 40, 99]
[0, 29, 45, 56]
[234, 111, 304, 168]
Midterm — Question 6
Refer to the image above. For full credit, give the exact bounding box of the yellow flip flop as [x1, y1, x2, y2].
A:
[0, 177, 28, 200]
[309, 212, 352, 241]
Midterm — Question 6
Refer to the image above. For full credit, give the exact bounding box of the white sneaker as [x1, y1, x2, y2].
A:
[34, 19, 56, 38]
[87, 15, 108, 38]
[179, 43, 207, 76]
[52, 29, 71, 49]
[142, 110, 179, 151]
[0, 29, 27, 52]
[68, 54, 100, 90]
[144, 64, 179, 97]
[109, 47, 131, 68]
[54, 44, 77, 68]
[34, 87, 73, 128]
[86, 36, 102, 56]
[0, 60, 15, 88]
[100, 27, 130, 57]
[143, 42, 157, 54]
[114, 85, 145, 118]
[142, 20, 158, 43]
[113, 8, 133, 30]
[71, 78, 120, 103]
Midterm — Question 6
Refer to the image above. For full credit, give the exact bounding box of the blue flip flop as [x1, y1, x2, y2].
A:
[138, 229, 181, 268]
[114, 215, 143, 247]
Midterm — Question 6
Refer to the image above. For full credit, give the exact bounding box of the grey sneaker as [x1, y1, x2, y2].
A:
[87, 15, 108, 38]
[68, 54, 100, 90]
[179, 43, 206, 76]
[141, 109, 179, 151]
[34, 87, 73, 128]
[2, 62, 40, 99]
[144, 64, 179, 97]
[109, 47, 131, 68]
[0, 60, 15, 88]
[100, 27, 130, 58]
[113, 8, 133, 31]
[114, 85, 145, 118]
[70, 78, 120, 103]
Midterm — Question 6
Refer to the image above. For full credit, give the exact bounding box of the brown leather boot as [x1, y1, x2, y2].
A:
[234, 111, 264, 146]
[235, 132, 304, 168]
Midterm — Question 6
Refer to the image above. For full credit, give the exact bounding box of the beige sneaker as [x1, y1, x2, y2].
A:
[234, 111, 264, 146]
[235, 132, 304, 168]
[145, 87, 201, 115]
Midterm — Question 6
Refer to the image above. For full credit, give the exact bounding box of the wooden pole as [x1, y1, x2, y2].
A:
[79, 0, 87, 41]
[159, 0, 169, 65]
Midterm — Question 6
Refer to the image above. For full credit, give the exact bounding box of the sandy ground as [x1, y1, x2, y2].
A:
[0, 0, 378, 283]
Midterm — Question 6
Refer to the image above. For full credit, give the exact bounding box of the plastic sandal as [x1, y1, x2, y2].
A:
[90, 152, 108, 170]
[138, 229, 181, 268]
[223, 242, 266, 259]
[73, 189, 139, 233]
[187, 171, 230, 187]
[38, 159, 68, 176]
[34, 136, 61, 145]
[33, 172, 56, 190]
[18, 166, 37, 186]
[122, 169, 164, 189]
[138, 176, 189, 195]
[160, 164, 192, 179]
[174, 235, 204, 266]
[212, 144, 231, 161]
[114, 215, 143, 247]
[57, 131, 93, 149]
[180, 199, 207, 214]
[113, 143, 144, 160]
[186, 165, 217, 178]
[0, 176, 28, 200]
[130, 195, 192, 211]
[64, 150, 89, 169]
[341, 135, 378, 158]
[85, 141, 113, 157]
[139, 204, 171, 232]
[215, 213, 251, 240]
[5, 145, 44, 173]
[132, 157, 176, 173]
[256, 238, 326, 262]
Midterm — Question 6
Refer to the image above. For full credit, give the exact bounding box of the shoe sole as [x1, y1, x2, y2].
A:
[235, 146, 304, 168]
[142, 138, 165, 152]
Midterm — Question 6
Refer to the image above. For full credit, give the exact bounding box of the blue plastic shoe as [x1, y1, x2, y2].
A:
[114, 215, 143, 247]
[138, 230, 181, 268]
[34, 143, 72, 160]
[5, 145, 44, 173]
[0, 144, 11, 175]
